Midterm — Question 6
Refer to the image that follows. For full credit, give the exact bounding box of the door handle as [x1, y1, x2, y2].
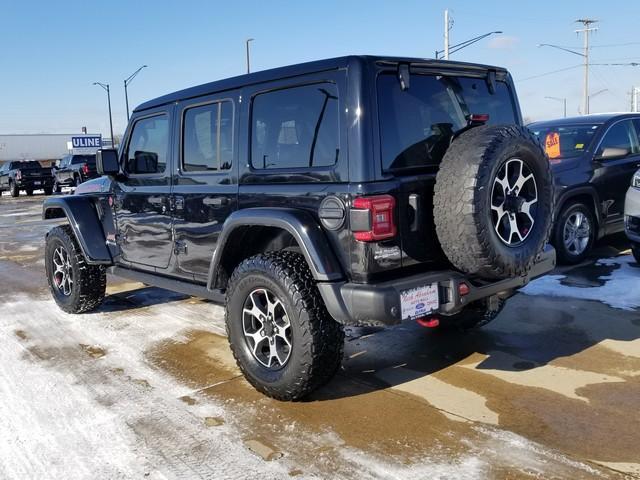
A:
[203, 196, 229, 206]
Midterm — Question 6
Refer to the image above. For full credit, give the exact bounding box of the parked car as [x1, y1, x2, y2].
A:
[0, 160, 54, 197]
[43, 56, 555, 400]
[53, 154, 98, 192]
[529, 113, 640, 264]
[625, 169, 640, 263]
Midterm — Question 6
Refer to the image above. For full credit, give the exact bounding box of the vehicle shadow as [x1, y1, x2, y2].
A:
[311, 253, 640, 402]
[98, 285, 191, 313]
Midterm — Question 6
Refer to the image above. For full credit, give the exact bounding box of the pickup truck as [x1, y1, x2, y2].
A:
[0, 160, 54, 197]
[53, 154, 99, 192]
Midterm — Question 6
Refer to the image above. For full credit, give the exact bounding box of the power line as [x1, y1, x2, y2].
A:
[517, 64, 582, 82]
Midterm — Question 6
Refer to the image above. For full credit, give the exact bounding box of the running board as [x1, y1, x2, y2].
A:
[107, 266, 225, 304]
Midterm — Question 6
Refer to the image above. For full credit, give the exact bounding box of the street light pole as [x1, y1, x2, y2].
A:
[545, 96, 567, 118]
[435, 30, 502, 59]
[124, 65, 148, 121]
[246, 38, 254, 74]
[93, 82, 114, 148]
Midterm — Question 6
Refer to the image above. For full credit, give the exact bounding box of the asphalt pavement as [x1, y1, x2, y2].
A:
[1, 192, 638, 479]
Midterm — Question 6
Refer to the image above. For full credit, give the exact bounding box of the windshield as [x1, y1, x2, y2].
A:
[377, 73, 518, 172]
[529, 123, 600, 160]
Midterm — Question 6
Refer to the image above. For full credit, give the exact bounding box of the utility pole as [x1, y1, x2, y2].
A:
[575, 19, 598, 115]
[444, 10, 452, 60]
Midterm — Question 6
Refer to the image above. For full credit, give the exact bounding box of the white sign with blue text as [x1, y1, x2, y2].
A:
[70, 135, 102, 154]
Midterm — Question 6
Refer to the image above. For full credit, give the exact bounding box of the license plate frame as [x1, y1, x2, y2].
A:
[400, 283, 439, 320]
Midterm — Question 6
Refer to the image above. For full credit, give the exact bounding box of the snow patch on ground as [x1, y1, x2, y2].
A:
[522, 255, 640, 310]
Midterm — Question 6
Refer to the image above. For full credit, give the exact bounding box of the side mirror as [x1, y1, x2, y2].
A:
[96, 149, 120, 176]
[597, 147, 629, 160]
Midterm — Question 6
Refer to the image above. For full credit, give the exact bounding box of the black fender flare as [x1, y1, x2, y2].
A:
[207, 208, 344, 290]
[555, 186, 602, 227]
[42, 196, 112, 265]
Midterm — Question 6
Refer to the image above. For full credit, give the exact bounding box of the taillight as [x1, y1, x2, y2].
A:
[82, 164, 90, 175]
[16, 170, 22, 180]
[351, 194, 397, 242]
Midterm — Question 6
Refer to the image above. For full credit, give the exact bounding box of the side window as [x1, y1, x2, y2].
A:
[251, 83, 339, 169]
[182, 100, 233, 171]
[125, 115, 169, 175]
[597, 120, 639, 158]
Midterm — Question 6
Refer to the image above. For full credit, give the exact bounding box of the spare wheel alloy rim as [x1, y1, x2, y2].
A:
[242, 288, 292, 369]
[490, 158, 538, 246]
[52, 245, 73, 296]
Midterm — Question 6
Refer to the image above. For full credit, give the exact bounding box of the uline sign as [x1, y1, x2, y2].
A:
[69, 135, 102, 154]
[72, 136, 102, 149]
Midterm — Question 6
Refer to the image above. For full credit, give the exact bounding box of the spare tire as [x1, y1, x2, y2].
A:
[433, 125, 553, 280]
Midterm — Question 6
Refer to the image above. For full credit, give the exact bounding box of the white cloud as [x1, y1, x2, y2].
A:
[488, 35, 519, 50]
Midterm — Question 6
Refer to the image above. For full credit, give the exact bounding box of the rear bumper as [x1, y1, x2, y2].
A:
[625, 187, 640, 243]
[318, 245, 556, 327]
[17, 178, 54, 189]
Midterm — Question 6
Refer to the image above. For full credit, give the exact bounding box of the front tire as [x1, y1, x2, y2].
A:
[10, 181, 19, 197]
[553, 202, 595, 265]
[45, 225, 106, 313]
[225, 251, 344, 401]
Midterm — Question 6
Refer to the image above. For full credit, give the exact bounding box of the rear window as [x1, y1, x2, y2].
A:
[71, 155, 96, 165]
[529, 124, 599, 160]
[13, 161, 42, 169]
[377, 73, 517, 172]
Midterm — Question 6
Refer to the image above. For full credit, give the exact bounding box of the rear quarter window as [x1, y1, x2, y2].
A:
[250, 83, 340, 170]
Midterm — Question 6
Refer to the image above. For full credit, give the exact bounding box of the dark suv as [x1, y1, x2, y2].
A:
[529, 113, 640, 263]
[43, 56, 555, 400]
[53, 154, 98, 192]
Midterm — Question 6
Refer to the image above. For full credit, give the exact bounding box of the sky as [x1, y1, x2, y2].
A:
[1, 0, 639, 137]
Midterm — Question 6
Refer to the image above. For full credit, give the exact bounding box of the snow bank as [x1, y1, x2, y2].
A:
[522, 255, 640, 310]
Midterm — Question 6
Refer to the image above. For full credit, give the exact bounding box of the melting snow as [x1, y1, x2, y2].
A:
[522, 255, 640, 310]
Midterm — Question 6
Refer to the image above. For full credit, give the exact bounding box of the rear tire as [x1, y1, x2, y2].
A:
[54, 181, 62, 194]
[434, 125, 554, 280]
[9, 181, 19, 197]
[43, 186, 53, 196]
[26, 189, 34, 196]
[552, 202, 595, 265]
[225, 251, 344, 401]
[45, 225, 106, 313]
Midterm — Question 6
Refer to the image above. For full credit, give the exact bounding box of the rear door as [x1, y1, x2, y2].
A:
[591, 119, 640, 229]
[375, 70, 520, 270]
[172, 94, 238, 282]
[113, 107, 175, 270]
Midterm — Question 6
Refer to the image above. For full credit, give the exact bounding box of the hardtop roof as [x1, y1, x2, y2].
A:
[134, 55, 507, 112]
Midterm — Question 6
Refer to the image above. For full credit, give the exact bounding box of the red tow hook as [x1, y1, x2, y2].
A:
[417, 317, 440, 328]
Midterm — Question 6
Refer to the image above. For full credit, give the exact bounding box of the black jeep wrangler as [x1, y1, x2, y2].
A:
[43, 56, 555, 400]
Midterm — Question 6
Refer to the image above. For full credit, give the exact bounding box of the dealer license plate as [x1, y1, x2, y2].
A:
[34, 181, 41, 186]
[400, 284, 439, 320]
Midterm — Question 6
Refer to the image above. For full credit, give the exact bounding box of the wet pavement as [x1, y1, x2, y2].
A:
[1, 192, 639, 479]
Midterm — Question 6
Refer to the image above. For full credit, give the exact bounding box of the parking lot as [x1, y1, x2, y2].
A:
[1, 192, 639, 479]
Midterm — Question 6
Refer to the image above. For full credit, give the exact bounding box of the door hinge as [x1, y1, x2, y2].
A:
[174, 240, 187, 255]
